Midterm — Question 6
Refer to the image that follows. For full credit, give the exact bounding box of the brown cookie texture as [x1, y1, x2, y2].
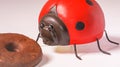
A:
[0, 33, 42, 67]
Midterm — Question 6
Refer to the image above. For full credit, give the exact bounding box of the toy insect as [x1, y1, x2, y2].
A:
[36, 0, 119, 60]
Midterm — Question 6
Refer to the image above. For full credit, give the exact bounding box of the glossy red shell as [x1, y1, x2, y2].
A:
[39, 0, 105, 45]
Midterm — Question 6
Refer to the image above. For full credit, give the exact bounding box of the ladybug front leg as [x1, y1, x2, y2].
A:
[36, 33, 41, 42]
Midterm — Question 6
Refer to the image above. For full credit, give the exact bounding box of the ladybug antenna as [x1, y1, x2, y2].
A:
[49, 5, 58, 15]
[73, 44, 82, 60]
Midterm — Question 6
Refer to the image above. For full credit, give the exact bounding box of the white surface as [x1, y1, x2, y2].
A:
[0, 0, 120, 67]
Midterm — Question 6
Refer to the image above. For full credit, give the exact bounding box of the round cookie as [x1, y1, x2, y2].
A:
[0, 33, 42, 67]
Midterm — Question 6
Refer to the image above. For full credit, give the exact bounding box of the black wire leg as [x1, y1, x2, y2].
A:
[74, 44, 82, 60]
[36, 33, 40, 42]
[105, 30, 119, 45]
[96, 39, 111, 55]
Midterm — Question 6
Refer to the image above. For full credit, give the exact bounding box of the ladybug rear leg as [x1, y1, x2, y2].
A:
[96, 39, 111, 55]
[74, 44, 82, 60]
[104, 30, 119, 45]
[36, 33, 41, 42]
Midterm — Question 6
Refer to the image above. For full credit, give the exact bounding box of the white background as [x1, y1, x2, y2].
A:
[0, 0, 120, 67]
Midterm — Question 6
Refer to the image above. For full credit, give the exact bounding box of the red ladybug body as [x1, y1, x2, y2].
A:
[39, 0, 105, 45]
[37, 0, 119, 60]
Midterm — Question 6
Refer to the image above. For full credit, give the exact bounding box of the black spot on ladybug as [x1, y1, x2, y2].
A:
[50, 6, 58, 15]
[76, 22, 85, 30]
[86, 0, 93, 6]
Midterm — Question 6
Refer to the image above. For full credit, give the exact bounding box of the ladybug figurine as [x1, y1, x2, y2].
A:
[36, 0, 119, 60]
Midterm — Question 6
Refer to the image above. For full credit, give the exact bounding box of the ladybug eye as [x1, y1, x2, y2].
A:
[40, 23, 45, 28]
[48, 25, 54, 31]
[76, 22, 85, 30]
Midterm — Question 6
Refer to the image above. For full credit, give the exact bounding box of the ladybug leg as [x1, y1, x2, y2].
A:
[36, 33, 41, 42]
[73, 44, 82, 60]
[105, 30, 119, 45]
[96, 39, 111, 55]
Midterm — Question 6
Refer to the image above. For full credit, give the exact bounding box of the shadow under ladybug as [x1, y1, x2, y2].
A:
[36, 0, 119, 60]
[54, 36, 120, 54]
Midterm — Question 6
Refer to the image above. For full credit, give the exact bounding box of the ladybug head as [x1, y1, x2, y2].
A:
[39, 6, 70, 46]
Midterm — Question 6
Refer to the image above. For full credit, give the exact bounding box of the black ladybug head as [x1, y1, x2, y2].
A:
[39, 6, 70, 46]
